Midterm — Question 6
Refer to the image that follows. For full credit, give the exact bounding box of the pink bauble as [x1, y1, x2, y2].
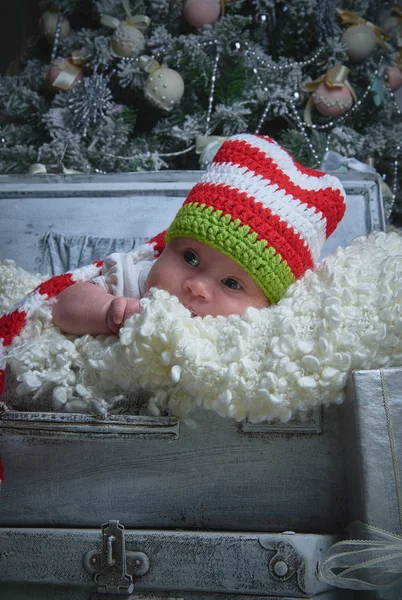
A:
[45, 58, 83, 92]
[313, 82, 353, 118]
[386, 65, 402, 92]
[183, 0, 220, 28]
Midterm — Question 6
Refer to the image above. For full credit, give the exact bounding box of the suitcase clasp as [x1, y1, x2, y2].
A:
[84, 520, 149, 595]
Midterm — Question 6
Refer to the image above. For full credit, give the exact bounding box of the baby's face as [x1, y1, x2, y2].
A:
[146, 237, 269, 317]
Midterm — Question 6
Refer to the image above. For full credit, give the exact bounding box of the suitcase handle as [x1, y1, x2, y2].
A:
[0, 405, 180, 440]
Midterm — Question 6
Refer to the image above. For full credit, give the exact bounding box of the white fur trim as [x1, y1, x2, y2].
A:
[2, 232, 402, 424]
[72, 263, 102, 282]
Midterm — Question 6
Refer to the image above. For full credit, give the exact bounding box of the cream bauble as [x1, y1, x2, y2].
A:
[386, 65, 402, 92]
[145, 66, 185, 111]
[111, 22, 145, 57]
[40, 10, 70, 44]
[313, 82, 353, 117]
[183, 0, 220, 28]
[342, 24, 376, 62]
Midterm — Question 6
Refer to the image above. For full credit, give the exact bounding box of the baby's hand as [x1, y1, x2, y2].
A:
[106, 297, 141, 334]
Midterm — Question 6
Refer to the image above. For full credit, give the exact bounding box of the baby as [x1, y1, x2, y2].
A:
[52, 134, 346, 335]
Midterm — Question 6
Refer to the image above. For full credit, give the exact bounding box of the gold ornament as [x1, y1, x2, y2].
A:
[100, 0, 150, 58]
[302, 65, 357, 123]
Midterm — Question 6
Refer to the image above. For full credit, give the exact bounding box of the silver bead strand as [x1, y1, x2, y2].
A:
[380, 74, 402, 208]
[288, 97, 320, 166]
[243, 42, 324, 71]
[255, 99, 272, 134]
[205, 49, 220, 135]
[324, 131, 333, 155]
[383, 74, 402, 117]
[392, 145, 401, 203]
[247, 62, 271, 133]
[50, 14, 64, 62]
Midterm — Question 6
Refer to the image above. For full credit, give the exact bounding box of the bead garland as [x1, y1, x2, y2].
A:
[243, 42, 324, 70]
[384, 74, 402, 118]
[50, 14, 64, 62]
[392, 148, 401, 202]
[205, 50, 220, 135]
[248, 63, 270, 133]
[324, 131, 334, 156]
[384, 74, 401, 205]
[242, 44, 323, 134]
[288, 96, 320, 166]
[255, 99, 272, 134]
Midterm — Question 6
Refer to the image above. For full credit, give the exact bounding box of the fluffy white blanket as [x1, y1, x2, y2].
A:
[1, 232, 402, 423]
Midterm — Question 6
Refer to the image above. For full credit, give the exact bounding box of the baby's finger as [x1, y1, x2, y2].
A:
[110, 298, 128, 326]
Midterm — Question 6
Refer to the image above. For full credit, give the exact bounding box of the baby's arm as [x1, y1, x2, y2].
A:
[52, 282, 141, 335]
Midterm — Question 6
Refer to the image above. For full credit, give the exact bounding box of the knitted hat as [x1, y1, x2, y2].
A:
[165, 134, 346, 303]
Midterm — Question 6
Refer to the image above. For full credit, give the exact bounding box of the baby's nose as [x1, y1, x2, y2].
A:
[184, 275, 212, 299]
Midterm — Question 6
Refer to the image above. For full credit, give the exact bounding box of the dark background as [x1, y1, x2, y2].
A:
[0, 0, 41, 75]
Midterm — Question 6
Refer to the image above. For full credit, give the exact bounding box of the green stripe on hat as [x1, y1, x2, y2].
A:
[166, 203, 295, 303]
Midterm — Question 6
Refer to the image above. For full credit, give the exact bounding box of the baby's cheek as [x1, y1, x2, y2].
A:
[145, 264, 160, 290]
[146, 264, 173, 294]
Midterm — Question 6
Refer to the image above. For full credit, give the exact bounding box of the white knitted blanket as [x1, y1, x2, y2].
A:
[1, 232, 402, 423]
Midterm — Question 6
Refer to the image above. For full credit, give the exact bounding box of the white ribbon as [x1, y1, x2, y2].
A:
[100, 0, 150, 31]
[196, 135, 227, 168]
[320, 150, 376, 174]
[318, 522, 402, 590]
[195, 135, 227, 154]
[28, 163, 83, 175]
[139, 55, 160, 74]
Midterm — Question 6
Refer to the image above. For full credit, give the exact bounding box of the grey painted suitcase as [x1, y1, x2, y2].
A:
[0, 171, 386, 598]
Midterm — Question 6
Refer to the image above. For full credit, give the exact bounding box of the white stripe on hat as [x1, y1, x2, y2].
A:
[201, 163, 327, 263]
[230, 134, 346, 196]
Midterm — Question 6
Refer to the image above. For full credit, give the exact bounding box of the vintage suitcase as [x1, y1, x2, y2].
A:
[0, 170, 386, 598]
[343, 367, 402, 600]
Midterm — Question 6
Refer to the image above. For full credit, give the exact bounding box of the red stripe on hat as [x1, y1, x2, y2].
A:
[34, 273, 75, 299]
[184, 182, 314, 278]
[212, 138, 345, 237]
[0, 310, 27, 346]
[148, 230, 167, 257]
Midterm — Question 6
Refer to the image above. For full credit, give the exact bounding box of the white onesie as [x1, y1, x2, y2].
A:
[93, 253, 155, 299]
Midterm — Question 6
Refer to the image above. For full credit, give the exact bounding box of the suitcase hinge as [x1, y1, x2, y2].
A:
[84, 520, 149, 595]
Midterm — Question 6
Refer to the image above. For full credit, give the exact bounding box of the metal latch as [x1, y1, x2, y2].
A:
[84, 521, 149, 595]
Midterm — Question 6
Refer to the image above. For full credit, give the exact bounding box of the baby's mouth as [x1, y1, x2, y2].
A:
[184, 305, 198, 318]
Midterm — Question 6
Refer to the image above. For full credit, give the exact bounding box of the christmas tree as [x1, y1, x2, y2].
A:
[1, 0, 402, 225]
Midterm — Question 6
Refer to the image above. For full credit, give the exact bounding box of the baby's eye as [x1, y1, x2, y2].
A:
[183, 250, 199, 267]
[222, 277, 242, 290]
